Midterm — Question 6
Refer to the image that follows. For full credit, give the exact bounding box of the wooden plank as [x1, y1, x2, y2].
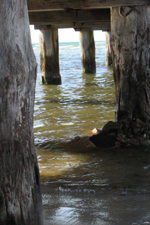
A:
[34, 21, 111, 31]
[27, 0, 150, 12]
[29, 9, 110, 24]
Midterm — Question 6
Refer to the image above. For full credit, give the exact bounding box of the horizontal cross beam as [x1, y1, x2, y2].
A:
[27, 0, 150, 12]
[34, 21, 111, 31]
[29, 9, 110, 25]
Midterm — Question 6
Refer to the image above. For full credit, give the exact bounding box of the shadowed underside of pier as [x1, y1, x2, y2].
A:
[29, 9, 111, 31]
[28, 0, 150, 31]
[28, 0, 149, 11]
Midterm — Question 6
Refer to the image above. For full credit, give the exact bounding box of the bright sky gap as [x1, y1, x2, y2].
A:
[30, 25, 106, 43]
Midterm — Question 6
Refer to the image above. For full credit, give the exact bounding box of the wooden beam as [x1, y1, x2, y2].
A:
[27, 0, 150, 12]
[29, 9, 110, 25]
[34, 21, 111, 31]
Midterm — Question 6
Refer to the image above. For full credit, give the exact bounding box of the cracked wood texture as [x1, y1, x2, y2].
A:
[39, 29, 61, 84]
[79, 31, 96, 74]
[0, 0, 43, 224]
[111, 6, 150, 125]
[27, 0, 150, 11]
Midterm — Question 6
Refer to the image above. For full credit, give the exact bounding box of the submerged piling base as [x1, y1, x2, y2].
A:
[39, 29, 61, 85]
[79, 31, 96, 74]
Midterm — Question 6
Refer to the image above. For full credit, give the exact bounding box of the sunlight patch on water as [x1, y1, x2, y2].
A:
[60, 122, 75, 126]
[36, 148, 90, 182]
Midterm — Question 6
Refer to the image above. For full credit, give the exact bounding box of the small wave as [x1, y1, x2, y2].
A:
[32, 43, 39, 50]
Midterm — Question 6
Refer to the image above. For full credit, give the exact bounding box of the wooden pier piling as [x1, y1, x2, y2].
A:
[111, 6, 150, 125]
[0, 0, 43, 224]
[79, 31, 96, 74]
[105, 32, 112, 66]
[39, 28, 61, 85]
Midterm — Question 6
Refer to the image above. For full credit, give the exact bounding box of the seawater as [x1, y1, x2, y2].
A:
[33, 41, 116, 183]
[33, 41, 115, 147]
[32, 42, 150, 225]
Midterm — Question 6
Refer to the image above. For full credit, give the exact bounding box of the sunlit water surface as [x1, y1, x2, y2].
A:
[33, 42, 150, 225]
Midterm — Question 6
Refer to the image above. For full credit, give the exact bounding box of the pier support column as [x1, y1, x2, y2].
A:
[39, 28, 61, 84]
[79, 31, 96, 74]
[105, 32, 112, 66]
[111, 6, 150, 126]
[0, 0, 43, 224]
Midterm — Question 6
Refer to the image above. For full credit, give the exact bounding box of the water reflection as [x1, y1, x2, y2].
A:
[43, 191, 150, 225]
[38, 145, 150, 191]
[41, 146, 150, 225]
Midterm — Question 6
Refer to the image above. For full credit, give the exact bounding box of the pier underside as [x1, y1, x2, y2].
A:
[27, 0, 149, 11]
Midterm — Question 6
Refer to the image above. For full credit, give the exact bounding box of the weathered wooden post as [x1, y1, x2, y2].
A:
[105, 32, 112, 66]
[0, 0, 43, 224]
[39, 28, 61, 84]
[79, 31, 96, 74]
[111, 6, 150, 126]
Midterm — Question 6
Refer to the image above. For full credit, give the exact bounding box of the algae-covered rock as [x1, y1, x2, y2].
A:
[127, 138, 140, 146]
[64, 136, 95, 152]
[89, 118, 150, 148]
[117, 134, 126, 143]
[139, 139, 150, 146]
[66, 118, 150, 152]
[102, 121, 122, 133]
[89, 130, 116, 148]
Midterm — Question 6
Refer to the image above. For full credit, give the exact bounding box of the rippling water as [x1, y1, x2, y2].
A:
[33, 42, 150, 225]
[34, 42, 115, 146]
[33, 41, 116, 183]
